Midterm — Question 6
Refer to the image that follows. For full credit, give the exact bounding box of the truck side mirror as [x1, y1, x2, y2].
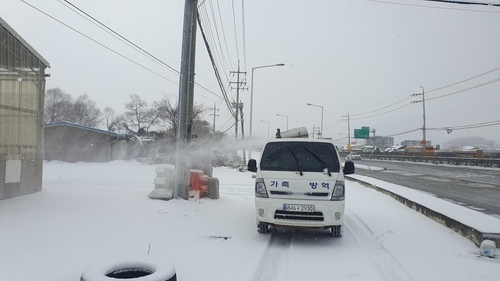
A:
[247, 159, 257, 172]
[343, 161, 355, 175]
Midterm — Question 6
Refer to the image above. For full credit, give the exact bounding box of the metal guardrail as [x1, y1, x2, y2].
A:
[340, 153, 500, 168]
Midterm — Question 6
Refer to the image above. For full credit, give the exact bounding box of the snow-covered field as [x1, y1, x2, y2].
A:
[1, 161, 499, 281]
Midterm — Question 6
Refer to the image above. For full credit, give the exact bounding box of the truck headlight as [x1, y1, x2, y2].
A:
[330, 180, 345, 201]
[255, 178, 268, 198]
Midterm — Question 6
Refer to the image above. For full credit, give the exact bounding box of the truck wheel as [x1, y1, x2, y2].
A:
[331, 225, 342, 238]
[257, 221, 269, 234]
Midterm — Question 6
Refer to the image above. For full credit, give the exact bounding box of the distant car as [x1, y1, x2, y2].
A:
[349, 153, 362, 160]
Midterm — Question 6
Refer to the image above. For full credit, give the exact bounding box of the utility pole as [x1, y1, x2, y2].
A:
[240, 104, 246, 164]
[209, 102, 220, 132]
[371, 129, 376, 148]
[173, 0, 198, 199]
[341, 112, 351, 151]
[230, 60, 247, 140]
[312, 125, 321, 139]
[411, 86, 427, 151]
[422, 86, 426, 147]
[230, 60, 248, 164]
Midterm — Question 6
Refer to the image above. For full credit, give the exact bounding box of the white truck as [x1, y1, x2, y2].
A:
[247, 127, 355, 237]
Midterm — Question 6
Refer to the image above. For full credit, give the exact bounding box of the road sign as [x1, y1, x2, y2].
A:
[354, 128, 370, 139]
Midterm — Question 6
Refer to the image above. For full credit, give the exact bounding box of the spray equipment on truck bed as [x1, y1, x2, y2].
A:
[276, 127, 309, 139]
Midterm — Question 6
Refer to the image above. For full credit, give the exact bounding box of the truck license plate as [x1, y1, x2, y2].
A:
[283, 204, 315, 212]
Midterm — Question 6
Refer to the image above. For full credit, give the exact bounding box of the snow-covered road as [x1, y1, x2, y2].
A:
[0, 161, 498, 281]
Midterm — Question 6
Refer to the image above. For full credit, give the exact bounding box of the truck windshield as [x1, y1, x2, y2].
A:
[260, 142, 340, 173]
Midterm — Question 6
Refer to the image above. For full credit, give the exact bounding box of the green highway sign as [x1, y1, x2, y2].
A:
[354, 128, 370, 139]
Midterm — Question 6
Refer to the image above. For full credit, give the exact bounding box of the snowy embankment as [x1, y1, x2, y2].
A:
[0, 160, 499, 281]
[348, 174, 500, 235]
[351, 161, 500, 245]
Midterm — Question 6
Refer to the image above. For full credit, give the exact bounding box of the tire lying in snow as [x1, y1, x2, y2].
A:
[80, 256, 176, 281]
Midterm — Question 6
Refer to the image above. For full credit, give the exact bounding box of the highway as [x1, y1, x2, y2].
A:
[352, 159, 500, 218]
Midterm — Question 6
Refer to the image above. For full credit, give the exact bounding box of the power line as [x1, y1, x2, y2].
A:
[427, 100, 500, 119]
[351, 103, 413, 121]
[350, 63, 500, 118]
[323, 120, 342, 130]
[208, 0, 233, 77]
[382, 120, 500, 137]
[427, 76, 500, 101]
[201, 4, 233, 82]
[221, 122, 236, 134]
[369, 99, 499, 135]
[231, 0, 240, 62]
[425, 65, 500, 95]
[367, 0, 500, 14]
[198, 0, 208, 7]
[351, 96, 412, 117]
[61, 0, 178, 74]
[197, 12, 237, 118]
[423, 0, 500, 7]
[428, 119, 500, 131]
[21, 1, 180, 85]
[199, 6, 230, 79]
[331, 136, 348, 142]
[385, 128, 422, 137]
[55, 0, 223, 101]
[219, 115, 235, 131]
[215, 0, 235, 70]
[241, 0, 247, 70]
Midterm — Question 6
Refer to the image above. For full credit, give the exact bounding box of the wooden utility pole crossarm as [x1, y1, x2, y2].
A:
[230, 60, 247, 141]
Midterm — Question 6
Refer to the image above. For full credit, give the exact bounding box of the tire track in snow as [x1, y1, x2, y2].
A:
[345, 210, 415, 281]
[251, 229, 293, 281]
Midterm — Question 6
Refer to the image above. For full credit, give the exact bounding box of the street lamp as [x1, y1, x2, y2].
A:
[307, 103, 324, 138]
[276, 114, 289, 130]
[261, 120, 270, 138]
[249, 63, 285, 158]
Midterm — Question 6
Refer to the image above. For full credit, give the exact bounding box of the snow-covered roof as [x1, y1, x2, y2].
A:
[462, 146, 479, 151]
[45, 121, 125, 139]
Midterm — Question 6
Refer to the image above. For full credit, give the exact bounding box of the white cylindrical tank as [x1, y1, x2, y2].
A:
[279, 127, 309, 138]
[479, 240, 496, 258]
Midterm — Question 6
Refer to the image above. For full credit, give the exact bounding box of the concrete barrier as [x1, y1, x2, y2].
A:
[347, 176, 500, 247]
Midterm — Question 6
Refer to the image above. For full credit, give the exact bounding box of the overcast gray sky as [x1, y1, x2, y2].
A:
[2, 0, 500, 146]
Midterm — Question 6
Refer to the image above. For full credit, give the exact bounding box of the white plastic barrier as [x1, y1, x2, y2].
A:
[148, 164, 175, 200]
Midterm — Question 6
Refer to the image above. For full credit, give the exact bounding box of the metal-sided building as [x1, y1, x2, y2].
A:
[44, 121, 127, 163]
[0, 17, 50, 200]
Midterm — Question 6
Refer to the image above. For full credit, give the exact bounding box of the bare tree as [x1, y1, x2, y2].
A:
[68, 94, 102, 127]
[154, 95, 205, 137]
[44, 88, 104, 128]
[124, 94, 162, 135]
[44, 88, 72, 124]
[103, 107, 121, 132]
